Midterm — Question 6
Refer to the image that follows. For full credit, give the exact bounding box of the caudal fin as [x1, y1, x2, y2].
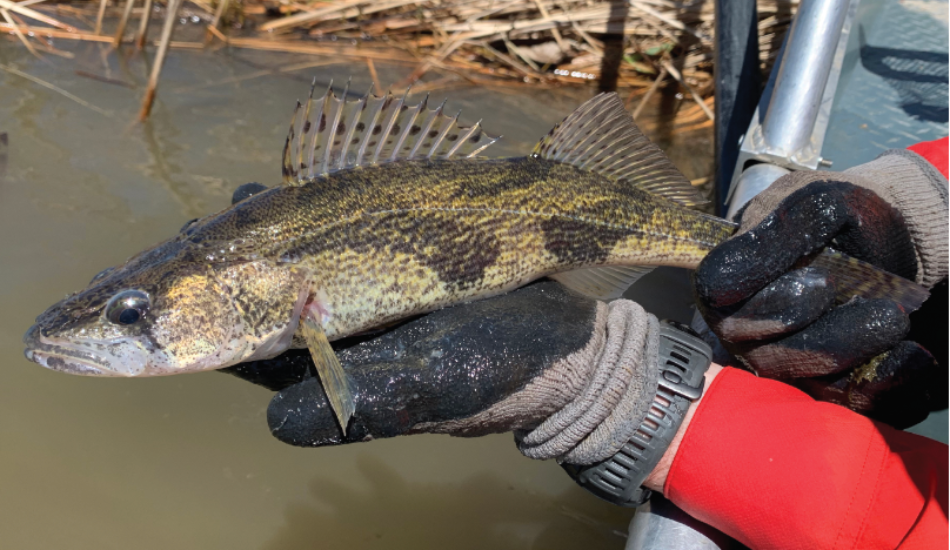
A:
[810, 249, 930, 312]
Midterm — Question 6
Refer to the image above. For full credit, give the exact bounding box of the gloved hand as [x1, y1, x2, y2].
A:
[224, 280, 665, 469]
[694, 149, 948, 428]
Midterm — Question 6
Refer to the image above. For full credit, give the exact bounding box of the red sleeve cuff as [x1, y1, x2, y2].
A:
[664, 367, 948, 550]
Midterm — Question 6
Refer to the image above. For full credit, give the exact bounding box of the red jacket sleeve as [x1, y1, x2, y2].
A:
[907, 137, 948, 178]
[664, 367, 948, 550]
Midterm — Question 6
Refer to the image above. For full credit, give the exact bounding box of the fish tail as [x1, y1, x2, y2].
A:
[809, 249, 930, 312]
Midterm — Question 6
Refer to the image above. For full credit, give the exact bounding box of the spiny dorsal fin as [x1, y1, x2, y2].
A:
[533, 93, 705, 207]
[551, 265, 655, 301]
[281, 81, 501, 186]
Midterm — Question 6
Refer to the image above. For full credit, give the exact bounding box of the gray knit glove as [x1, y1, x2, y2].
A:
[224, 282, 663, 466]
[695, 149, 948, 428]
[734, 150, 947, 287]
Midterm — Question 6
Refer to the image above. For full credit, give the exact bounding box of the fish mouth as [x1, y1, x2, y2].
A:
[22, 324, 144, 377]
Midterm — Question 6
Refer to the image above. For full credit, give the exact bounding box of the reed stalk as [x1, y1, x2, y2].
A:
[138, 0, 182, 120]
[135, 0, 153, 49]
[94, 0, 108, 34]
[112, 0, 134, 46]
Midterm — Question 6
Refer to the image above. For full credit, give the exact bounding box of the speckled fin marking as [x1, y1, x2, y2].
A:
[533, 93, 705, 207]
[551, 265, 656, 300]
[281, 81, 501, 185]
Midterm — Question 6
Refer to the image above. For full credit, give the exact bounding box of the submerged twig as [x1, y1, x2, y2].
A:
[75, 70, 135, 88]
[32, 41, 76, 59]
[0, 63, 112, 117]
[172, 59, 342, 92]
[206, 0, 229, 44]
[206, 23, 226, 42]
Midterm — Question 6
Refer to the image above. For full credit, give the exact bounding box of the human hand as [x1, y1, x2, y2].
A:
[694, 150, 948, 428]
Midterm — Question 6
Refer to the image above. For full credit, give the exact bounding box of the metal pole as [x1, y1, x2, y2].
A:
[713, 0, 761, 216]
[626, 495, 742, 550]
[760, 0, 851, 159]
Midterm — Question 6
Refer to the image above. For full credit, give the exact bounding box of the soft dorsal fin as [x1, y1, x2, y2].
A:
[533, 93, 705, 207]
[281, 81, 501, 185]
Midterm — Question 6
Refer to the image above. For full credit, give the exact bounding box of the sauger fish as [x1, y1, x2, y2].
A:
[23, 87, 928, 430]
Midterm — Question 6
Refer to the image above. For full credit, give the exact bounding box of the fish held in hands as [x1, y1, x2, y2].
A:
[24, 85, 929, 431]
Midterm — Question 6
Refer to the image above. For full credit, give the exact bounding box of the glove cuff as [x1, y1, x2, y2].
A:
[561, 321, 711, 506]
[845, 149, 949, 288]
[517, 299, 660, 464]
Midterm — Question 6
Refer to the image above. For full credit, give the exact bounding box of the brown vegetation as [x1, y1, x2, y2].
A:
[1, 0, 797, 121]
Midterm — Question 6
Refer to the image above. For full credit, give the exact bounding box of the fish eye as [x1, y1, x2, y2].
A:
[105, 290, 150, 326]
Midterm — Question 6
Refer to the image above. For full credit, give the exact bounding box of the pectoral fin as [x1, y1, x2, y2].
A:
[301, 306, 355, 431]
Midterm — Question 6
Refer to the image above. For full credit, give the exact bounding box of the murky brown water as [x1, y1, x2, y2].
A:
[0, 24, 712, 550]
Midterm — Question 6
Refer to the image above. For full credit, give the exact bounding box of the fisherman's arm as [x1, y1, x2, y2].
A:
[644, 365, 948, 550]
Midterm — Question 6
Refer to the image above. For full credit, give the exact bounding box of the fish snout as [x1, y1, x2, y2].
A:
[22, 323, 124, 377]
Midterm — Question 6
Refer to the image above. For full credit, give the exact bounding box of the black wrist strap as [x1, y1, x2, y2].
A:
[561, 321, 712, 507]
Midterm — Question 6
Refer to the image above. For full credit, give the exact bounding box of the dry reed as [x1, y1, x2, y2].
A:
[1, 0, 798, 121]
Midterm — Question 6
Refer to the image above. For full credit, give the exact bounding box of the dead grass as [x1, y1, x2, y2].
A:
[1, 0, 797, 121]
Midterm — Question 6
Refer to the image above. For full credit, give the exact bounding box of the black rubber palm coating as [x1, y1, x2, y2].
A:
[256, 282, 599, 447]
[737, 298, 910, 379]
[708, 267, 837, 342]
[797, 341, 938, 429]
[695, 181, 917, 309]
